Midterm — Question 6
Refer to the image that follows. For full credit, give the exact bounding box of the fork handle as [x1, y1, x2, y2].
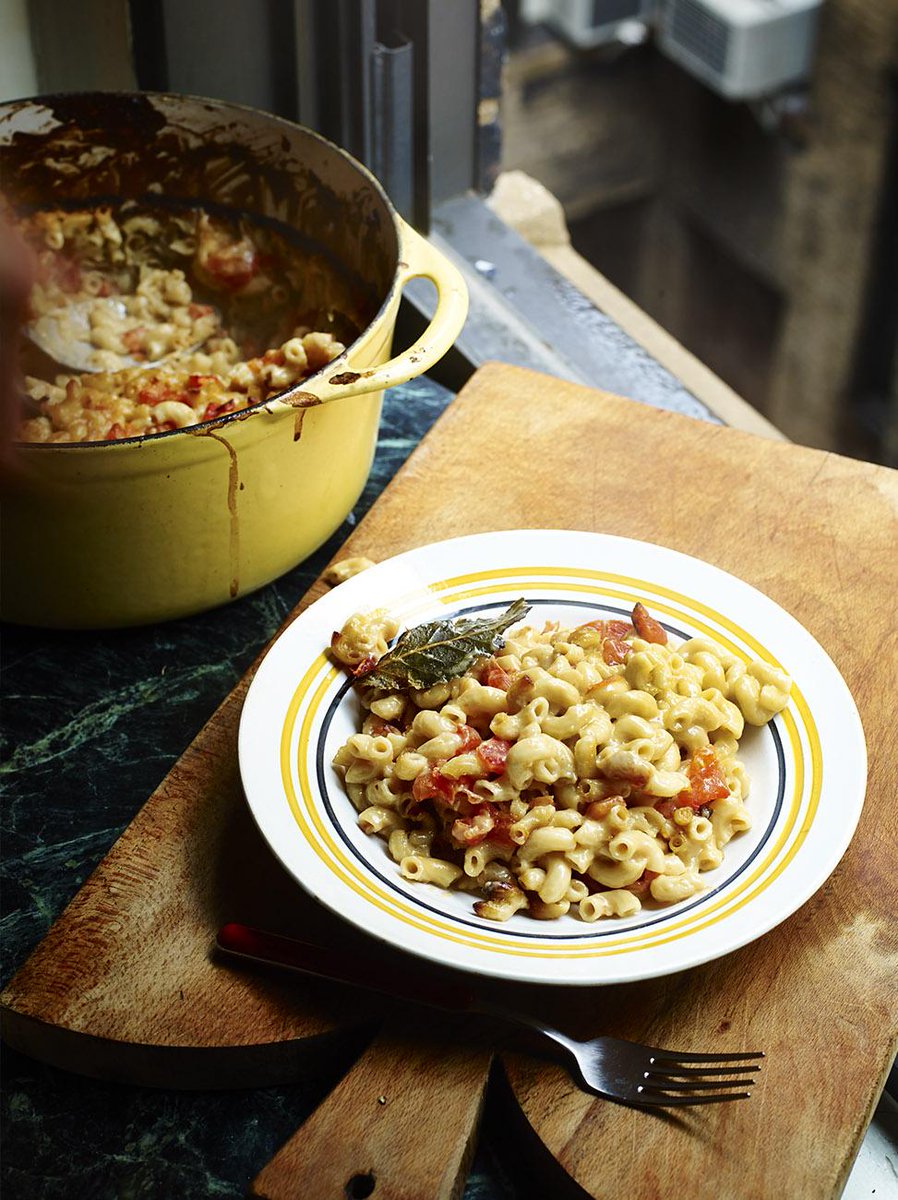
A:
[216, 922, 480, 1014]
[217, 924, 582, 1087]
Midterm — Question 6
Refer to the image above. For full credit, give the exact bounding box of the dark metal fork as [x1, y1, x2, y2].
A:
[472, 1008, 762, 1107]
[215, 923, 763, 1109]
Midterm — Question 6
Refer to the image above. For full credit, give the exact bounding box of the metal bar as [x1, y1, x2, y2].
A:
[338, 0, 376, 164]
[295, 0, 481, 228]
[388, 0, 431, 229]
[294, 0, 319, 128]
[31, 0, 136, 93]
[156, 0, 289, 114]
[129, 0, 169, 91]
[371, 34, 414, 220]
[426, 0, 478, 207]
[389, 0, 480, 227]
[303, 0, 376, 164]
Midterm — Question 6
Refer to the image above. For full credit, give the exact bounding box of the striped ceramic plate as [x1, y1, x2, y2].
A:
[238, 530, 865, 985]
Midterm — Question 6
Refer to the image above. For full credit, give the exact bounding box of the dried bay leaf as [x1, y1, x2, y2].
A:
[361, 598, 531, 691]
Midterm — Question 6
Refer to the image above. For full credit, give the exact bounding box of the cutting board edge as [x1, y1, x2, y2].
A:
[0, 1002, 373, 1090]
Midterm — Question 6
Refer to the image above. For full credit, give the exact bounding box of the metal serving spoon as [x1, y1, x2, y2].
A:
[27, 296, 218, 373]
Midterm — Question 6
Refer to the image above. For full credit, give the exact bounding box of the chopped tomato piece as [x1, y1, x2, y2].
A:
[454, 724, 482, 754]
[602, 633, 630, 665]
[575, 618, 634, 664]
[657, 747, 730, 817]
[585, 797, 618, 820]
[138, 380, 174, 406]
[577, 616, 628, 633]
[678, 747, 730, 809]
[476, 737, 511, 774]
[204, 247, 259, 292]
[487, 808, 516, 846]
[411, 766, 455, 806]
[350, 655, 377, 678]
[202, 399, 237, 422]
[188, 302, 214, 319]
[53, 257, 82, 293]
[451, 803, 498, 847]
[105, 423, 126, 440]
[632, 602, 667, 644]
[412, 767, 480, 811]
[122, 326, 147, 354]
[479, 659, 512, 690]
[573, 616, 632, 663]
[627, 869, 659, 896]
[367, 717, 401, 737]
[187, 373, 217, 392]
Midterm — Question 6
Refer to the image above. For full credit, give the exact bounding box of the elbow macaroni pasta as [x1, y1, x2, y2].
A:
[16, 203, 347, 443]
[331, 603, 791, 923]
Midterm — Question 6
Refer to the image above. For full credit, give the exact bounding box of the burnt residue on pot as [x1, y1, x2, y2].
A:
[0, 92, 397, 344]
[283, 390, 324, 410]
[196, 427, 241, 598]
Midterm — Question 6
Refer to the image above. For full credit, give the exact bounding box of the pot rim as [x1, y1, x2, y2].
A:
[5, 89, 404, 452]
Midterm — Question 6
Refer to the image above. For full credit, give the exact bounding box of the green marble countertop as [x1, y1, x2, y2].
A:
[0, 376, 536, 1199]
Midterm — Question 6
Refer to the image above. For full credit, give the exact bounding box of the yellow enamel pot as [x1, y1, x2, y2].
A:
[0, 93, 467, 628]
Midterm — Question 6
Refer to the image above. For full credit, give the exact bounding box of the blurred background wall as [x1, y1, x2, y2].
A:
[500, 0, 898, 465]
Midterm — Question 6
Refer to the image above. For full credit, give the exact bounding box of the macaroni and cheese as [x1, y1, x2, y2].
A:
[16, 204, 346, 442]
[331, 603, 791, 923]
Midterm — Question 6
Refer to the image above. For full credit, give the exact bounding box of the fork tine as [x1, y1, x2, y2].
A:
[650, 1050, 764, 1064]
[637, 1090, 753, 1106]
[648, 1063, 762, 1077]
[642, 1077, 757, 1092]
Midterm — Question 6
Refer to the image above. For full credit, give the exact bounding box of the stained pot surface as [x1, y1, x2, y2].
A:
[0, 92, 398, 365]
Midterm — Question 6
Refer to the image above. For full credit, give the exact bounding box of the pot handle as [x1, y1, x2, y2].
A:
[280, 218, 468, 406]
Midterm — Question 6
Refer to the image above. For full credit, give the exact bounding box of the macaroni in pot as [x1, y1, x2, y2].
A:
[331, 603, 792, 923]
[16, 204, 347, 442]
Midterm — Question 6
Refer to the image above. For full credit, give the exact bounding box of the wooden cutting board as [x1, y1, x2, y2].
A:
[3, 362, 897, 1200]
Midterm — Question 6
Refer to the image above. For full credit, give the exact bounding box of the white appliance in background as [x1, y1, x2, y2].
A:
[521, 0, 655, 49]
[656, 0, 822, 99]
